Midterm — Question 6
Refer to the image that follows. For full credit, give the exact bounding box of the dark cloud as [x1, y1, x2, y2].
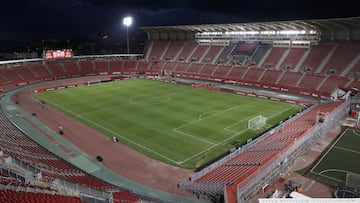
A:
[82, 0, 358, 21]
[81, 0, 181, 10]
[0, 0, 358, 40]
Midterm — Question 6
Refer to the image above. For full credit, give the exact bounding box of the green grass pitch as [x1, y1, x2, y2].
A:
[34, 79, 301, 169]
[310, 128, 360, 188]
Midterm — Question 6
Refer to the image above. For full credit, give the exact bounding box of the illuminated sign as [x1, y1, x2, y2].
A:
[44, 49, 73, 60]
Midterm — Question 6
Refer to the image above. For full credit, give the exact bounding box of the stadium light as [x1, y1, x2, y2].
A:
[123, 16, 133, 54]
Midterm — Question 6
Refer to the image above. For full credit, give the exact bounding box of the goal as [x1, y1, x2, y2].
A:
[87, 80, 102, 86]
[346, 172, 360, 189]
[248, 115, 267, 130]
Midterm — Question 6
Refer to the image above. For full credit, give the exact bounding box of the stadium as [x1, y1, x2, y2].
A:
[0, 16, 360, 203]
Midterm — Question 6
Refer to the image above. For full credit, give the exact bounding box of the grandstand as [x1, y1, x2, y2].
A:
[0, 17, 359, 203]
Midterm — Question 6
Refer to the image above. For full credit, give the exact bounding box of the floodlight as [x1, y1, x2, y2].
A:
[123, 16, 132, 27]
[122, 16, 133, 54]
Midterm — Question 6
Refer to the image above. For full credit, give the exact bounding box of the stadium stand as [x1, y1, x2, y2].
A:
[11, 65, 37, 81]
[227, 66, 248, 81]
[298, 73, 324, 90]
[187, 63, 204, 74]
[146, 40, 170, 60]
[162, 40, 187, 61]
[347, 60, 360, 77]
[300, 43, 337, 72]
[262, 47, 288, 69]
[138, 60, 152, 72]
[62, 61, 83, 76]
[277, 71, 302, 87]
[123, 59, 139, 72]
[202, 45, 224, 63]
[230, 42, 260, 66]
[279, 48, 307, 70]
[319, 75, 350, 93]
[0, 189, 86, 203]
[199, 64, 217, 76]
[28, 62, 53, 79]
[216, 43, 237, 64]
[79, 60, 96, 75]
[260, 69, 282, 85]
[242, 68, 265, 82]
[112, 191, 141, 203]
[46, 62, 67, 78]
[176, 41, 198, 62]
[0, 111, 109, 189]
[0, 68, 22, 83]
[0, 109, 146, 202]
[251, 44, 272, 67]
[213, 64, 232, 78]
[173, 62, 191, 73]
[93, 59, 109, 74]
[321, 42, 360, 75]
[189, 45, 210, 62]
[108, 58, 123, 73]
[162, 61, 179, 72]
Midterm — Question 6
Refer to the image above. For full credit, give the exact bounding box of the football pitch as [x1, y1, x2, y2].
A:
[34, 79, 300, 169]
[310, 128, 360, 189]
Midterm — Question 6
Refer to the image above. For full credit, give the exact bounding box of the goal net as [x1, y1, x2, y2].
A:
[346, 172, 360, 189]
[87, 80, 102, 86]
[248, 115, 267, 130]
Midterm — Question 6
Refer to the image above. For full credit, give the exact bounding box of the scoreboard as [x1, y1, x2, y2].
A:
[43, 49, 73, 60]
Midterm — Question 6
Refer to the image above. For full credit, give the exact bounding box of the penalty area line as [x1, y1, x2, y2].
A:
[310, 128, 349, 174]
[178, 105, 296, 164]
[311, 170, 346, 183]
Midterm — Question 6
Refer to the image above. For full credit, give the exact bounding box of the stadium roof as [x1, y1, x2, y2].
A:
[141, 17, 360, 41]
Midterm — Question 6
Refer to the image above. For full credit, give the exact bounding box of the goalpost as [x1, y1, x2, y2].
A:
[248, 115, 267, 130]
[87, 80, 102, 86]
[346, 172, 360, 189]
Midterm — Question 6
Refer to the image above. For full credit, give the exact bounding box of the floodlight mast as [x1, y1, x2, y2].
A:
[123, 16, 132, 54]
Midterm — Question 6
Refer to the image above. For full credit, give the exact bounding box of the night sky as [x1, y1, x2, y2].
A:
[1, 0, 358, 40]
